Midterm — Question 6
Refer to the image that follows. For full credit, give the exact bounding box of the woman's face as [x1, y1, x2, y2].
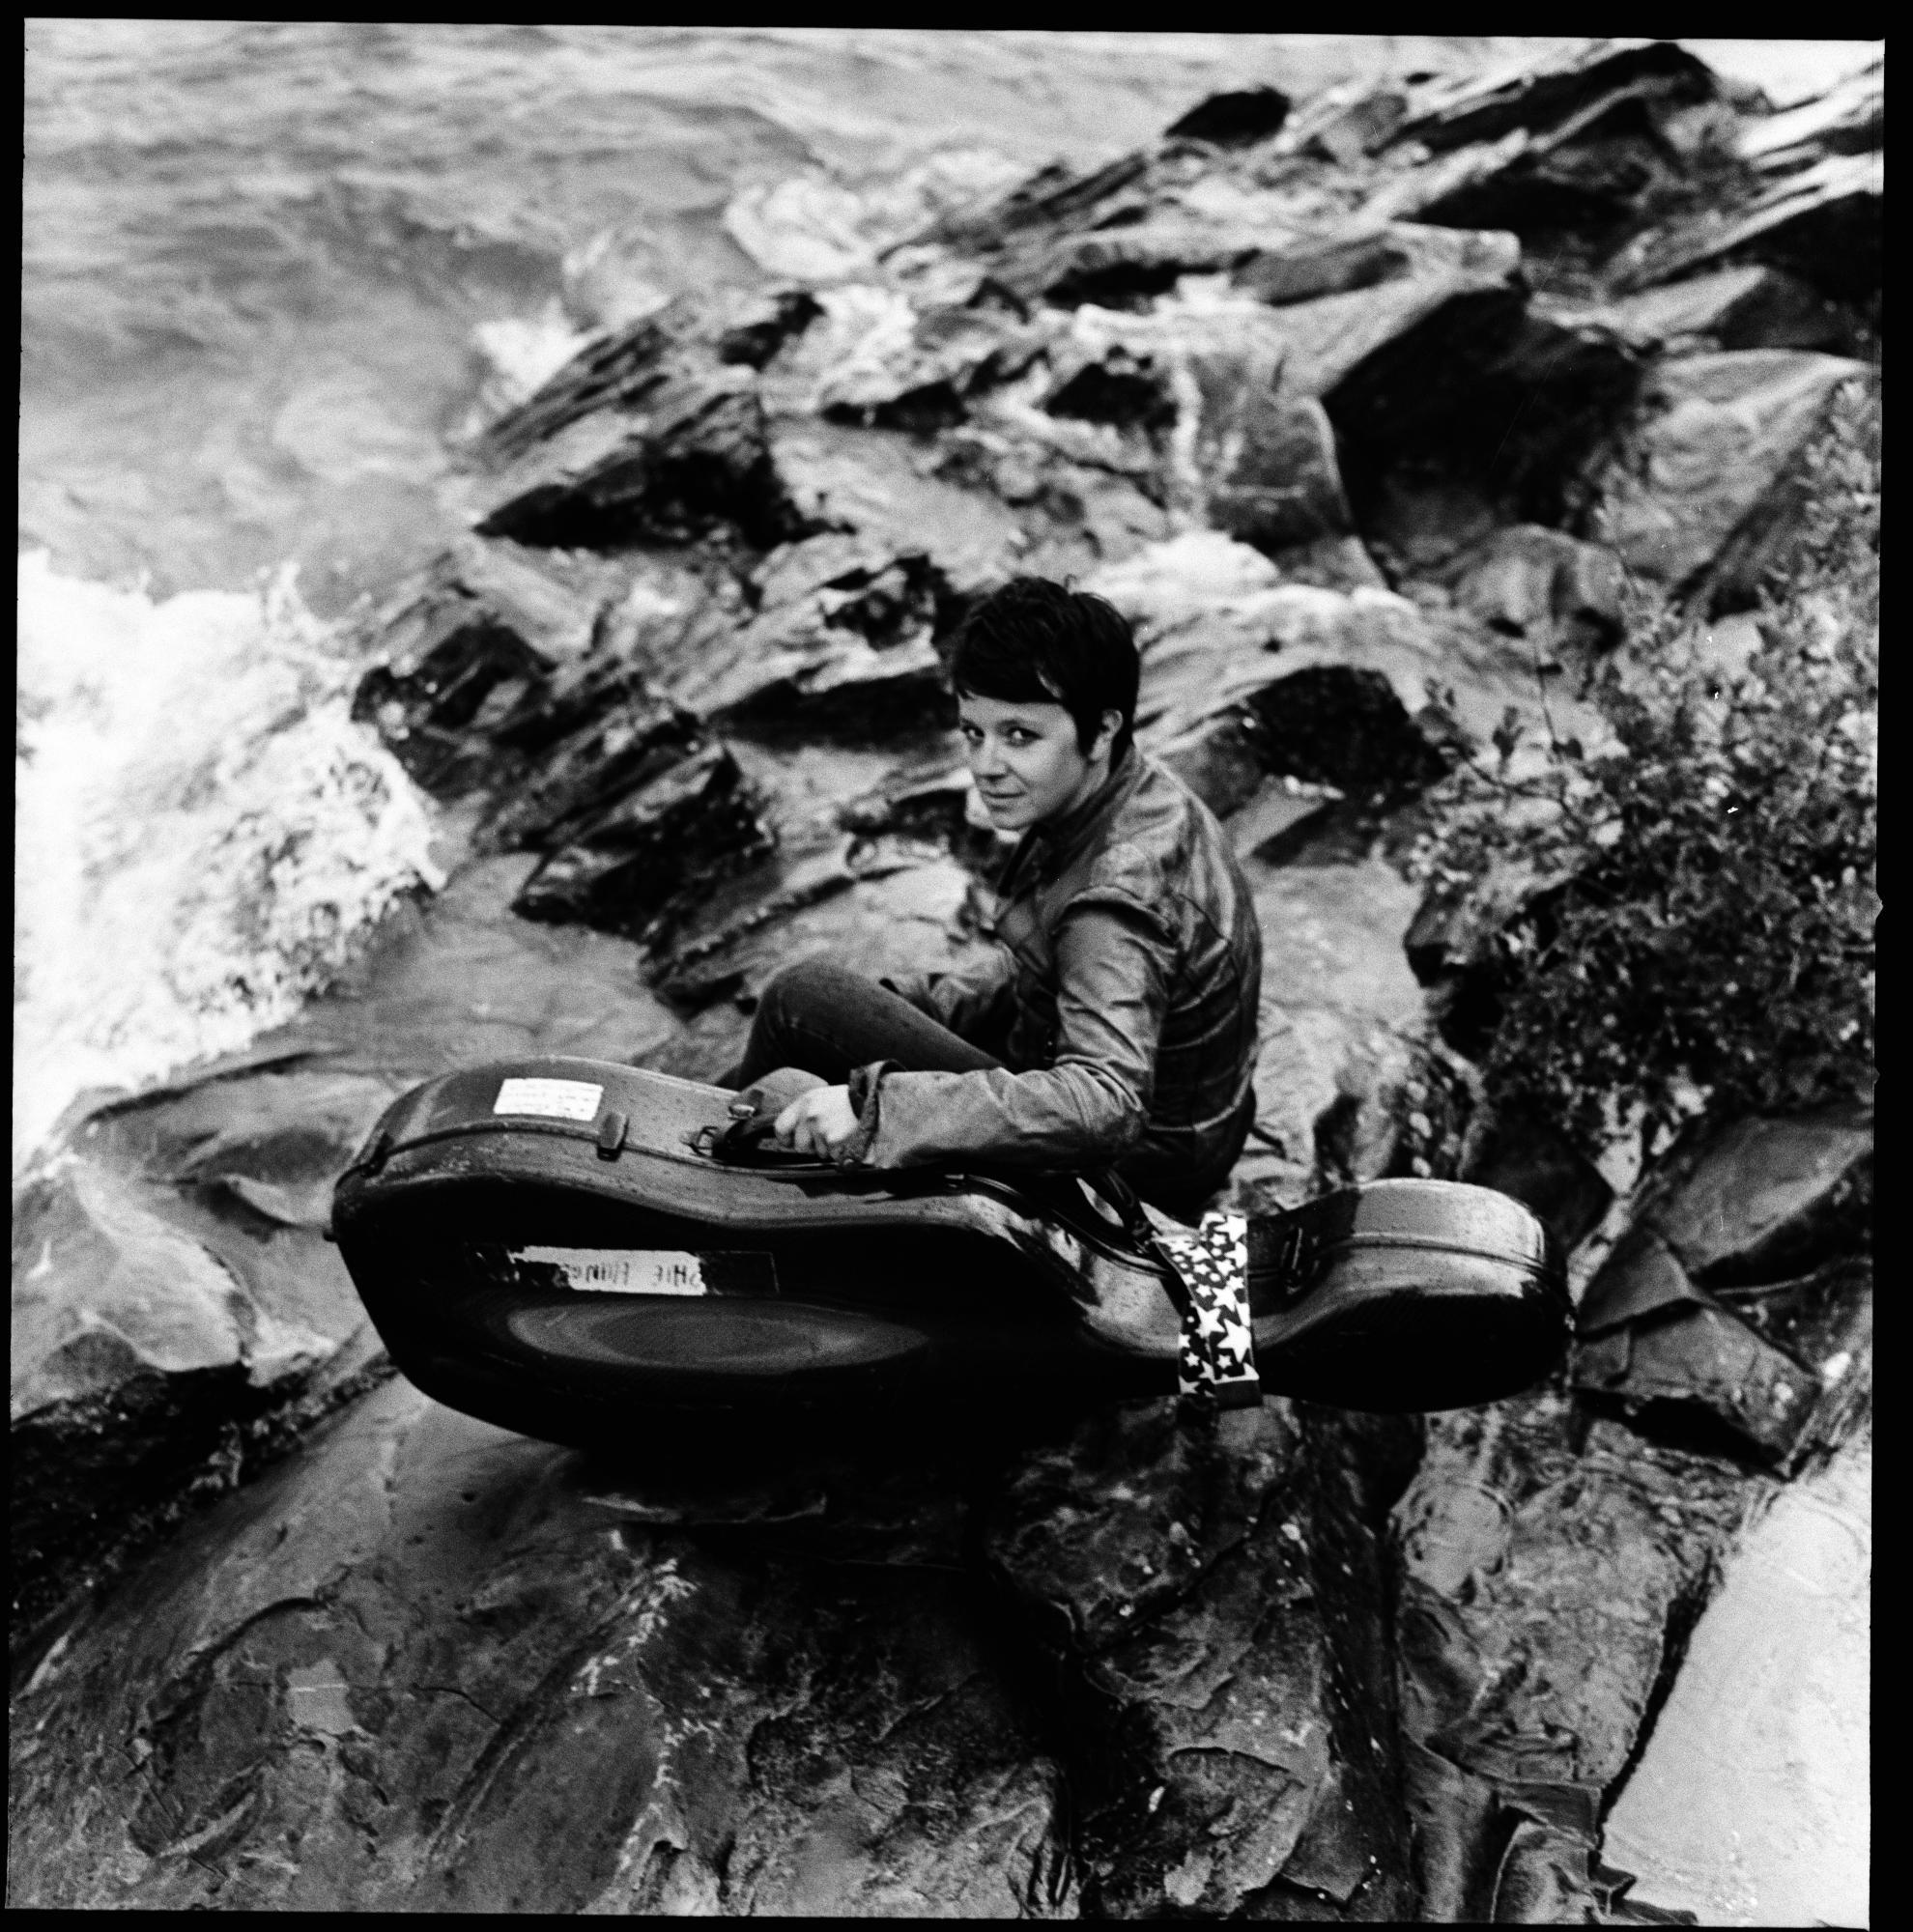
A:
[958, 693, 1120, 833]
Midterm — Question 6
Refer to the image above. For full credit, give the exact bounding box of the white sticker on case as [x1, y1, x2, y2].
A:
[493, 1077, 603, 1122]
[511, 1247, 706, 1295]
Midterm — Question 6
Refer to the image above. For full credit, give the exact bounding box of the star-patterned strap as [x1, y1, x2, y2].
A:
[1155, 1211, 1260, 1412]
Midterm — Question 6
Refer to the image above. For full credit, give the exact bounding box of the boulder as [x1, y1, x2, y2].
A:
[1573, 1110, 1871, 1465]
[350, 591, 556, 797]
[1390, 1386, 1754, 1919]
[1185, 363, 1353, 556]
[1580, 349, 1871, 598]
[1291, 85, 1410, 166]
[814, 300, 1046, 432]
[1104, 553, 1605, 810]
[912, 150, 1155, 259]
[648, 841, 985, 1021]
[767, 419, 1028, 607]
[11, 1125, 380, 1648]
[1614, 149, 1883, 304]
[1440, 523, 1625, 662]
[982, 1398, 1413, 1919]
[9, 1380, 1074, 1913]
[1735, 60, 1882, 176]
[470, 308, 679, 466]
[1163, 85, 1293, 150]
[1457, 1098, 1615, 1256]
[1233, 222, 1521, 308]
[1325, 288, 1644, 533]
[1387, 84, 1697, 248]
[1384, 40, 1720, 156]
[1598, 1432, 1870, 1926]
[1226, 859, 1429, 1209]
[642, 534, 953, 743]
[480, 692, 705, 853]
[511, 742, 774, 941]
[1585, 263, 1863, 355]
[474, 368, 813, 553]
[713, 285, 826, 370]
[1638, 1108, 1872, 1288]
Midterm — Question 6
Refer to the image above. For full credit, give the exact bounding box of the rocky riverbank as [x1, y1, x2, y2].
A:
[12, 40, 1876, 1918]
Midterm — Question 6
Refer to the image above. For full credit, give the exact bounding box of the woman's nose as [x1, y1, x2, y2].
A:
[972, 733, 1006, 774]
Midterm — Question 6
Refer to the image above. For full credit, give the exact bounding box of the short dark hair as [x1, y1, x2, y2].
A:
[950, 578, 1140, 766]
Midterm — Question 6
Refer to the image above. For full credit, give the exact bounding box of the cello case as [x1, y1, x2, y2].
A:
[332, 1057, 1569, 1451]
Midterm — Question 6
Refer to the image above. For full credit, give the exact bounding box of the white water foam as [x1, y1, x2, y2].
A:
[14, 550, 443, 1172]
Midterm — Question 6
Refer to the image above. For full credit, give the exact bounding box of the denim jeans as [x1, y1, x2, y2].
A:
[723, 957, 1002, 1091]
[723, 959, 1229, 1221]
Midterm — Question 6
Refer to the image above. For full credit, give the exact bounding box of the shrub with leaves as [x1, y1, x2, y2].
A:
[1411, 379, 1878, 1160]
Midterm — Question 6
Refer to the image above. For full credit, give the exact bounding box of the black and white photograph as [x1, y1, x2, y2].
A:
[16, 27, 1875, 1920]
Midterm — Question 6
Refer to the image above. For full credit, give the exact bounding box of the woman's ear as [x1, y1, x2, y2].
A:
[1094, 709, 1125, 761]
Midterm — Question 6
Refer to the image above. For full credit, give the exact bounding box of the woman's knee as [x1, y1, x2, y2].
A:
[759, 955, 865, 1023]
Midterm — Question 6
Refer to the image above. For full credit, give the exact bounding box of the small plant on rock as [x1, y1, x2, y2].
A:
[1409, 379, 1879, 1162]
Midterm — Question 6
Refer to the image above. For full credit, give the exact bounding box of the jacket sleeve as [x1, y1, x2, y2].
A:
[879, 945, 1017, 1044]
[855, 896, 1171, 1170]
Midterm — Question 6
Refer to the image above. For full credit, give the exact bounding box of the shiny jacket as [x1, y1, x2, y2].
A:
[855, 749, 1263, 1209]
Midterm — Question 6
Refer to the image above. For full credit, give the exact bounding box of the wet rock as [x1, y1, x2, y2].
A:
[1585, 262, 1863, 355]
[1187, 364, 1353, 556]
[1392, 91, 1693, 252]
[512, 742, 773, 941]
[1458, 1100, 1615, 1256]
[1617, 149, 1883, 304]
[351, 589, 557, 796]
[9, 1380, 1073, 1913]
[1102, 551, 1602, 817]
[1030, 222, 1272, 311]
[928, 421, 1174, 575]
[983, 1398, 1413, 1919]
[714, 285, 826, 369]
[1327, 286, 1644, 535]
[11, 1111, 386, 1651]
[482, 692, 704, 853]
[609, 533, 953, 745]
[1385, 41, 1720, 156]
[11, 1158, 336, 1426]
[1389, 1386, 1753, 1920]
[1598, 1429, 1870, 1926]
[1227, 860, 1429, 1208]
[1291, 85, 1410, 167]
[1441, 523, 1625, 662]
[253, 852, 684, 1086]
[1638, 1108, 1872, 1289]
[1403, 856, 1578, 1063]
[648, 842, 987, 1028]
[475, 368, 812, 553]
[814, 299, 1046, 432]
[915, 150, 1155, 259]
[1580, 348, 1871, 600]
[768, 418, 1028, 605]
[1572, 1264, 1826, 1466]
[470, 308, 679, 467]
[1164, 85, 1293, 151]
[1735, 59, 1882, 176]
[1572, 1111, 1871, 1466]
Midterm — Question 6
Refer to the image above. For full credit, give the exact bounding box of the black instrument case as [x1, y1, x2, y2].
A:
[332, 1057, 1569, 1450]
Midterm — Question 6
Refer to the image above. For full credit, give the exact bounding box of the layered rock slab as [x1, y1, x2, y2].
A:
[983, 1398, 1415, 1919]
[1390, 1384, 1756, 1921]
[9, 1378, 1073, 1915]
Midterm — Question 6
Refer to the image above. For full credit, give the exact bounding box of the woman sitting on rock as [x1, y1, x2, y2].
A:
[726, 576, 1264, 1223]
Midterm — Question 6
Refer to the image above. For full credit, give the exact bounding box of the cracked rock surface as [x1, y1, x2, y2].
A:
[13, 37, 1873, 1919]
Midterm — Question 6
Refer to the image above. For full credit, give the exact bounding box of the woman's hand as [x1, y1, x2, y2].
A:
[774, 1084, 862, 1158]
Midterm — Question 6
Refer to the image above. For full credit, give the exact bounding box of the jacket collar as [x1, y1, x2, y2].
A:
[1007, 746, 1143, 887]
